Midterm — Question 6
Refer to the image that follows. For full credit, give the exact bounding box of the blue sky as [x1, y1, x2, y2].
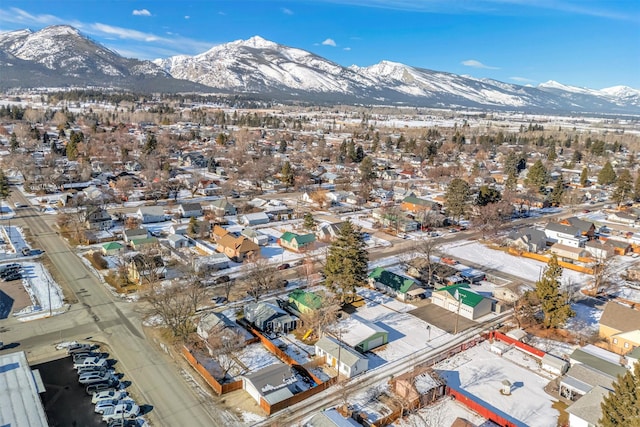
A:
[1, 1, 638, 89]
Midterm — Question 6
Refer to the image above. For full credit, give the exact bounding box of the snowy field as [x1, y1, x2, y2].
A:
[393, 396, 495, 427]
[15, 262, 66, 320]
[228, 343, 280, 377]
[442, 240, 590, 286]
[435, 341, 559, 427]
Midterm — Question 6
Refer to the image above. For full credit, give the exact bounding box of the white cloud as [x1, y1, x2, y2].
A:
[343, 47, 351, 51]
[321, 38, 337, 47]
[132, 9, 151, 16]
[185, 15, 191, 19]
[461, 59, 499, 70]
[282, 7, 294, 15]
[510, 76, 536, 83]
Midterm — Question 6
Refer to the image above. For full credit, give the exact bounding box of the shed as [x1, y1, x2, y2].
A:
[240, 212, 270, 226]
[166, 234, 189, 249]
[242, 362, 300, 405]
[542, 353, 569, 375]
[306, 409, 361, 427]
[241, 227, 270, 246]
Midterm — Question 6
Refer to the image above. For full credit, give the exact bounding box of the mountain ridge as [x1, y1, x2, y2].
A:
[1, 25, 639, 114]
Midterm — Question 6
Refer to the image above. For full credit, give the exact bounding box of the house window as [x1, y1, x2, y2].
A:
[613, 338, 618, 344]
[624, 342, 630, 348]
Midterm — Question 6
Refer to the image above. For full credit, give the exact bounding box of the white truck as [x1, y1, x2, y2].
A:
[101, 402, 140, 422]
[74, 356, 108, 370]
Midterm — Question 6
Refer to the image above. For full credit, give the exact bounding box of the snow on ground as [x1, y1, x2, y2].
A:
[566, 301, 603, 334]
[342, 288, 451, 368]
[393, 396, 494, 427]
[526, 336, 576, 359]
[232, 343, 280, 376]
[15, 262, 66, 319]
[240, 411, 265, 425]
[435, 341, 558, 427]
[442, 240, 590, 286]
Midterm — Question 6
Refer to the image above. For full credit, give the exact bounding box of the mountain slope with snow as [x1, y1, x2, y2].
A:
[1, 26, 638, 114]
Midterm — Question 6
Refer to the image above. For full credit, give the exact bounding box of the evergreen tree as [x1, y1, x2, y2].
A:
[358, 156, 377, 188]
[598, 161, 617, 186]
[66, 139, 78, 160]
[612, 169, 634, 206]
[505, 171, 517, 191]
[0, 168, 11, 202]
[303, 213, 316, 231]
[580, 167, 589, 187]
[599, 361, 640, 427]
[143, 133, 157, 155]
[445, 178, 471, 222]
[476, 185, 501, 206]
[280, 161, 295, 190]
[524, 159, 548, 193]
[9, 132, 18, 151]
[634, 173, 640, 201]
[323, 220, 368, 303]
[572, 150, 583, 163]
[535, 255, 574, 328]
[549, 176, 564, 206]
[187, 216, 199, 237]
[547, 143, 557, 161]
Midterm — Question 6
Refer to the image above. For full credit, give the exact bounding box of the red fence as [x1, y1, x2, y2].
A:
[486, 331, 546, 358]
[448, 388, 519, 427]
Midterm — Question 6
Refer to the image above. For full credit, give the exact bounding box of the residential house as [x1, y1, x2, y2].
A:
[127, 253, 166, 285]
[206, 199, 237, 217]
[561, 217, 596, 239]
[136, 206, 166, 224]
[559, 363, 616, 402]
[101, 241, 124, 256]
[430, 283, 493, 320]
[506, 227, 548, 253]
[169, 224, 188, 235]
[305, 409, 361, 427]
[244, 301, 298, 333]
[584, 240, 615, 260]
[129, 237, 159, 251]
[239, 212, 270, 226]
[288, 290, 322, 315]
[178, 202, 203, 218]
[316, 222, 343, 242]
[241, 228, 270, 246]
[368, 267, 424, 301]
[216, 234, 259, 262]
[400, 196, 440, 214]
[242, 362, 304, 406]
[608, 211, 637, 225]
[569, 346, 628, 379]
[197, 312, 253, 342]
[279, 231, 316, 252]
[339, 314, 389, 352]
[566, 386, 610, 427]
[211, 225, 229, 242]
[544, 222, 587, 247]
[84, 207, 112, 231]
[599, 302, 640, 355]
[315, 335, 368, 378]
[605, 238, 632, 255]
[123, 228, 148, 243]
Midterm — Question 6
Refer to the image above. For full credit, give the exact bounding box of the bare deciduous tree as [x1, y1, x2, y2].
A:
[204, 323, 246, 378]
[242, 257, 279, 302]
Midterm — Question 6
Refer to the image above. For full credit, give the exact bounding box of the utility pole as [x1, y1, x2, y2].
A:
[454, 290, 461, 335]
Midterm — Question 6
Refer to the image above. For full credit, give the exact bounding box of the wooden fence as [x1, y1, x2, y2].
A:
[508, 248, 594, 274]
[485, 331, 546, 358]
[448, 388, 519, 427]
[181, 346, 243, 395]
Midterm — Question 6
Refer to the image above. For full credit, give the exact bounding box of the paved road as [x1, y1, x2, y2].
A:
[0, 192, 232, 427]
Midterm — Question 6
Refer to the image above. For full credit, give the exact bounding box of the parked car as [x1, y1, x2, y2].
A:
[95, 398, 136, 414]
[102, 402, 140, 422]
[72, 352, 107, 363]
[77, 365, 112, 376]
[108, 418, 148, 427]
[74, 356, 109, 370]
[0, 263, 21, 274]
[92, 389, 129, 404]
[78, 371, 115, 385]
[213, 275, 231, 284]
[67, 343, 99, 354]
[2, 273, 22, 281]
[211, 296, 227, 305]
[86, 380, 120, 395]
[277, 263, 290, 270]
[14, 202, 27, 208]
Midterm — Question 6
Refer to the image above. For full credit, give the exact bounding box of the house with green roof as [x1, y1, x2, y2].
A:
[431, 283, 492, 320]
[288, 289, 322, 314]
[279, 231, 316, 252]
[368, 267, 424, 301]
[101, 241, 124, 256]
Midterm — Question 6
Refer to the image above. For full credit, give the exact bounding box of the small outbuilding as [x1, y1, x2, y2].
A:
[315, 335, 368, 378]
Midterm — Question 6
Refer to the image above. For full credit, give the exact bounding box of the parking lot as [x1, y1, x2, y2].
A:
[33, 356, 105, 427]
[409, 302, 477, 334]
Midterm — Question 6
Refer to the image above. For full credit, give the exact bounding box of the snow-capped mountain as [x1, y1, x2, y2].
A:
[0, 25, 207, 92]
[1, 25, 639, 114]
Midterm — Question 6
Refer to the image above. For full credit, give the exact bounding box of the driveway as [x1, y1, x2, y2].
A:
[409, 302, 477, 334]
